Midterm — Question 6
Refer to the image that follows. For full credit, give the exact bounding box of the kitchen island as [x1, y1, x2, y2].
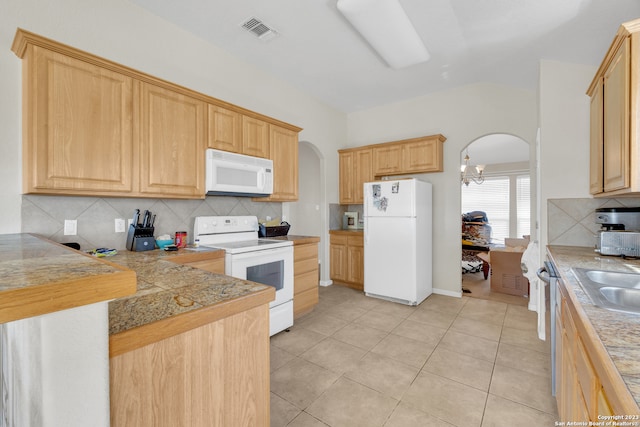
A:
[106, 247, 275, 427]
[547, 245, 640, 418]
[0, 234, 275, 427]
[0, 234, 137, 427]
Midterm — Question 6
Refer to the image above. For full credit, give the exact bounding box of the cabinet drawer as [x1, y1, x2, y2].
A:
[296, 270, 319, 294]
[347, 235, 363, 247]
[294, 287, 319, 318]
[331, 235, 348, 245]
[294, 244, 318, 262]
[295, 257, 318, 276]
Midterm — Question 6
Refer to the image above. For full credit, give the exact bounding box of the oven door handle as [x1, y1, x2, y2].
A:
[536, 266, 551, 284]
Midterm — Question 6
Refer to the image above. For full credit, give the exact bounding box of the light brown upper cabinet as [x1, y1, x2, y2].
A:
[20, 45, 135, 196]
[372, 135, 445, 177]
[12, 28, 301, 200]
[255, 125, 299, 202]
[242, 116, 270, 159]
[138, 83, 205, 198]
[372, 144, 403, 176]
[339, 148, 373, 204]
[339, 134, 445, 204]
[402, 137, 444, 173]
[207, 105, 242, 153]
[588, 19, 640, 196]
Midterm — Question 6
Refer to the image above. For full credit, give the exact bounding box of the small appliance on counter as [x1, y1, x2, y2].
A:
[258, 220, 290, 237]
[595, 207, 640, 257]
[343, 212, 359, 230]
[126, 209, 156, 252]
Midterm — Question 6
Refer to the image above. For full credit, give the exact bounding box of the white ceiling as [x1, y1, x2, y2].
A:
[129, 0, 640, 113]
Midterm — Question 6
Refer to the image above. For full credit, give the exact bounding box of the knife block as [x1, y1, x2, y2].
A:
[126, 225, 156, 252]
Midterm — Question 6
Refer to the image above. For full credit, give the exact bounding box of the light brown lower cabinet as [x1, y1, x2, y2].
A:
[110, 304, 269, 427]
[556, 279, 639, 421]
[293, 240, 319, 318]
[330, 231, 364, 291]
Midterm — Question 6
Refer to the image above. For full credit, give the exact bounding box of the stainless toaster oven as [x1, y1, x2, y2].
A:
[597, 231, 640, 257]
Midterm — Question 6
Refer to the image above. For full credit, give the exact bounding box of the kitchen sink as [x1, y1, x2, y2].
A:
[572, 268, 640, 314]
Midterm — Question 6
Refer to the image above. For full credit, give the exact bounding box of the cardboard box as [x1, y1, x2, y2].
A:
[489, 248, 529, 296]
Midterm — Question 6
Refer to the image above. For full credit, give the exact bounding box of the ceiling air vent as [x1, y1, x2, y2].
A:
[241, 17, 279, 41]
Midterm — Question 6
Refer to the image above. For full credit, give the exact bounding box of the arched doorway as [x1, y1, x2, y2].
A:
[287, 140, 328, 281]
[460, 133, 531, 304]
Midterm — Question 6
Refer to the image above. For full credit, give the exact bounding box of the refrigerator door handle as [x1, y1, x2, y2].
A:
[364, 218, 368, 245]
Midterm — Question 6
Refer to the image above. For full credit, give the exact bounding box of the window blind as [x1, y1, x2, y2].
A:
[462, 177, 510, 243]
[516, 175, 530, 238]
[461, 175, 530, 244]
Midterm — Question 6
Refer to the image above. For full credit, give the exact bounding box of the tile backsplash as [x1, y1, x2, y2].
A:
[548, 197, 640, 247]
[22, 195, 282, 251]
[329, 203, 363, 230]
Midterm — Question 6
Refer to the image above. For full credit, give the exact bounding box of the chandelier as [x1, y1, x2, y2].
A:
[460, 152, 485, 186]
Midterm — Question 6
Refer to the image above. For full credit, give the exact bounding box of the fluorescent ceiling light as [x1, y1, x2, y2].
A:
[337, 0, 430, 69]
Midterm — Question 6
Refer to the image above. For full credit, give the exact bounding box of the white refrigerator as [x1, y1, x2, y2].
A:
[363, 178, 432, 305]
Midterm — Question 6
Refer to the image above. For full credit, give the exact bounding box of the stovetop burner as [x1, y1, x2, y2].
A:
[194, 215, 292, 254]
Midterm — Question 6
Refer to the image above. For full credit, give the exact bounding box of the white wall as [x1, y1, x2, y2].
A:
[538, 60, 596, 253]
[0, 0, 346, 246]
[0, 0, 346, 423]
[347, 83, 538, 296]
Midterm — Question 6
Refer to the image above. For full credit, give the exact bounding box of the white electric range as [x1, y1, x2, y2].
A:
[193, 215, 293, 336]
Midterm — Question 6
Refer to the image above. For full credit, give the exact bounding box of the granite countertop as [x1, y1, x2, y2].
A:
[0, 234, 136, 323]
[107, 247, 271, 337]
[547, 245, 640, 408]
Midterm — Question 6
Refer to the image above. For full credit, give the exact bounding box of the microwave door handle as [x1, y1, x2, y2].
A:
[258, 170, 265, 188]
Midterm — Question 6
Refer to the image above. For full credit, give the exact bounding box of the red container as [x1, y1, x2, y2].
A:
[175, 231, 187, 248]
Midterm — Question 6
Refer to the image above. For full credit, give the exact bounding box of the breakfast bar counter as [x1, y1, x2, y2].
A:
[0, 233, 136, 323]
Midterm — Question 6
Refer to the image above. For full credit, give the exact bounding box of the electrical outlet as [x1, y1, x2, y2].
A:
[64, 219, 77, 236]
[115, 218, 126, 233]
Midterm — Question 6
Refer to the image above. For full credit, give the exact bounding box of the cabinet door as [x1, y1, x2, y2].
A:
[589, 81, 604, 194]
[347, 236, 364, 287]
[138, 83, 205, 197]
[330, 236, 348, 282]
[207, 105, 241, 153]
[603, 38, 630, 192]
[354, 149, 373, 204]
[267, 125, 298, 201]
[27, 46, 133, 194]
[372, 145, 403, 176]
[403, 138, 443, 173]
[242, 116, 269, 158]
[339, 151, 355, 204]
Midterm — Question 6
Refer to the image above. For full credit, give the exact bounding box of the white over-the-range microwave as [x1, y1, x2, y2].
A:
[205, 148, 273, 197]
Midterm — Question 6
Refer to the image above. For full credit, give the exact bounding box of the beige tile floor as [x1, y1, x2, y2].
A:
[270, 283, 558, 427]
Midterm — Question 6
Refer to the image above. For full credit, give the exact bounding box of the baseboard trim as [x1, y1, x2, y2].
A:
[319, 280, 333, 287]
[432, 288, 463, 298]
